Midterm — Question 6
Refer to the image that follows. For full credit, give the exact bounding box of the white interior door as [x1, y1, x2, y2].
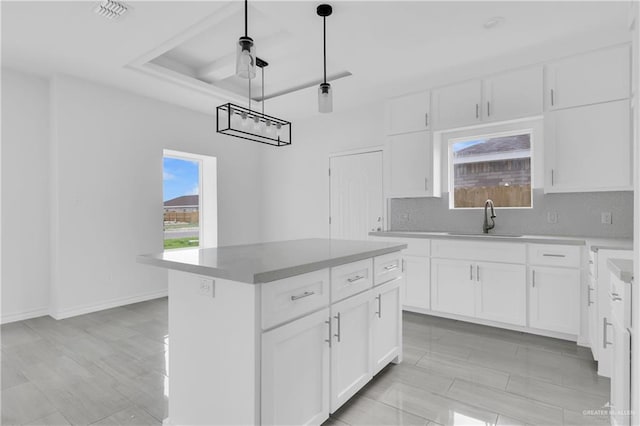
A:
[330, 151, 383, 240]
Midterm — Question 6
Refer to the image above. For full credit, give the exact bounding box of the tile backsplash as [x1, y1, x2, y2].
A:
[389, 189, 633, 238]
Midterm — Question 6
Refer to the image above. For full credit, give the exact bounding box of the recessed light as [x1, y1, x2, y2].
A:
[484, 16, 505, 29]
[94, 0, 129, 20]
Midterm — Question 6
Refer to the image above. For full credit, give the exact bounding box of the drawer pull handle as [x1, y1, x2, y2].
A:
[542, 253, 566, 258]
[384, 264, 398, 272]
[347, 275, 365, 283]
[603, 318, 612, 348]
[324, 318, 332, 347]
[588, 286, 595, 306]
[290, 291, 315, 301]
[611, 292, 622, 302]
[589, 260, 594, 265]
[334, 312, 341, 342]
[376, 294, 382, 318]
[532, 270, 536, 288]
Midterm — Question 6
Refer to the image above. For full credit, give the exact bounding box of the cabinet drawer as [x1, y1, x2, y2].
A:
[262, 269, 330, 330]
[527, 244, 581, 268]
[431, 239, 525, 264]
[374, 252, 402, 286]
[331, 259, 373, 303]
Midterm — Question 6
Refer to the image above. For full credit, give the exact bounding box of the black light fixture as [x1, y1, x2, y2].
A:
[236, 0, 256, 79]
[317, 4, 333, 113]
[217, 58, 292, 147]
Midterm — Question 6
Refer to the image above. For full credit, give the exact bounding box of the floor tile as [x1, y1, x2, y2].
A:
[24, 316, 88, 344]
[322, 416, 351, 426]
[333, 395, 429, 426]
[126, 320, 169, 343]
[506, 374, 608, 413]
[416, 351, 510, 390]
[447, 379, 564, 425]
[360, 363, 453, 401]
[91, 406, 161, 425]
[24, 411, 72, 426]
[495, 414, 531, 425]
[378, 381, 499, 425]
[1, 322, 42, 348]
[563, 408, 611, 425]
[108, 334, 167, 360]
[1, 382, 57, 425]
[1, 357, 29, 390]
[85, 322, 139, 341]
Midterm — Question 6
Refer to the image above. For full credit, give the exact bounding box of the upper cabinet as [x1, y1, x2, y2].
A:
[544, 99, 632, 193]
[385, 131, 441, 198]
[431, 66, 543, 130]
[432, 80, 483, 130]
[546, 45, 630, 110]
[385, 90, 431, 135]
[483, 66, 543, 122]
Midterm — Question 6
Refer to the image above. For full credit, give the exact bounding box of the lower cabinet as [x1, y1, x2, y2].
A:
[431, 259, 526, 326]
[261, 308, 331, 426]
[330, 290, 373, 412]
[475, 262, 526, 326]
[431, 258, 476, 317]
[372, 278, 402, 375]
[403, 254, 430, 310]
[528, 266, 580, 335]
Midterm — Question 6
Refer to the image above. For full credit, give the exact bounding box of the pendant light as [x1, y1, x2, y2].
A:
[236, 0, 256, 79]
[317, 4, 333, 113]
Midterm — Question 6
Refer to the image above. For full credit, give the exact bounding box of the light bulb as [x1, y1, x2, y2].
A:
[318, 83, 333, 113]
[240, 111, 249, 127]
[276, 123, 283, 138]
[253, 116, 261, 131]
[236, 36, 256, 79]
[240, 50, 252, 67]
[265, 119, 273, 134]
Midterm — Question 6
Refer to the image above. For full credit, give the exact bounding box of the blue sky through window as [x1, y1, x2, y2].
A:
[163, 157, 199, 202]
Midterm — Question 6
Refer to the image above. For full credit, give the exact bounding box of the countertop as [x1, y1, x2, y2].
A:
[607, 258, 634, 284]
[369, 230, 588, 246]
[137, 238, 407, 284]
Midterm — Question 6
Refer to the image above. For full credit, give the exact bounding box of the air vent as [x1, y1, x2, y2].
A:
[94, 0, 128, 20]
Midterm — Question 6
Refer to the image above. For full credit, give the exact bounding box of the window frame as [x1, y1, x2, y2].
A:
[447, 127, 535, 210]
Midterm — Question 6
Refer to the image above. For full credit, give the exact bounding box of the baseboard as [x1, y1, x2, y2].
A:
[50, 289, 168, 320]
[1, 306, 49, 324]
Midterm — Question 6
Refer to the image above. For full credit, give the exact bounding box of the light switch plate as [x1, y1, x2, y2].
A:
[601, 212, 612, 225]
[547, 211, 558, 224]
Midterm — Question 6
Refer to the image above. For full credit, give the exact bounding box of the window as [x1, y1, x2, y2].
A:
[449, 130, 532, 209]
[163, 155, 201, 249]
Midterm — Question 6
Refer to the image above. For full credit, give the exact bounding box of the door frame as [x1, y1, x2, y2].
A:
[328, 146, 385, 238]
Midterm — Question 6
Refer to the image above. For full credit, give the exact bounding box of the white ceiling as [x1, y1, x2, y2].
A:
[1, 1, 631, 120]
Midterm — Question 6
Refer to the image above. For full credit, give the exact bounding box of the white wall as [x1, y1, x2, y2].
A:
[1, 69, 51, 322]
[2, 70, 267, 321]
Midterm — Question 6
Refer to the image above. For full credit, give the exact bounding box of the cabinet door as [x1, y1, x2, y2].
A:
[475, 262, 526, 326]
[262, 308, 330, 426]
[529, 267, 580, 335]
[545, 99, 632, 193]
[484, 66, 543, 122]
[386, 90, 431, 135]
[610, 322, 631, 426]
[387, 131, 439, 198]
[430, 258, 475, 317]
[403, 254, 430, 310]
[330, 290, 372, 412]
[587, 276, 598, 360]
[372, 278, 401, 375]
[546, 45, 630, 110]
[432, 80, 482, 129]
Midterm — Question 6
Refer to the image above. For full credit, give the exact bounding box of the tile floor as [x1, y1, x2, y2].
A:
[1, 299, 611, 425]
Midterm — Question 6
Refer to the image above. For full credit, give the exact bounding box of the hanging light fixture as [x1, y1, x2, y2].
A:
[217, 58, 292, 147]
[236, 0, 256, 79]
[317, 4, 333, 113]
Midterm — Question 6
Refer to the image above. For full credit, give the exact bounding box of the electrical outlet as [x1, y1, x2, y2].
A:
[198, 277, 215, 298]
[547, 211, 558, 224]
[601, 212, 612, 225]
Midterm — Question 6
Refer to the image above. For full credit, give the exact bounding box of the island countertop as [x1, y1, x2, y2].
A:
[137, 238, 407, 284]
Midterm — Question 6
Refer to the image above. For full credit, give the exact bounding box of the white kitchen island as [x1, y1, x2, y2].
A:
[138, 238, 407, 426]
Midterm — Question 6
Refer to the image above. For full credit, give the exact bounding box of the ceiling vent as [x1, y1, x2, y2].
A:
[94, 0, 128, 20]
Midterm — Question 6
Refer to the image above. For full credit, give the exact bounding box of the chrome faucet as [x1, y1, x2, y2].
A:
[483, 199, 496, 234]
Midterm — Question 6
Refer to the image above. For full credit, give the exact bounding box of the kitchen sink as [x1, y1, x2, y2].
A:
[447, 232, 523, 238]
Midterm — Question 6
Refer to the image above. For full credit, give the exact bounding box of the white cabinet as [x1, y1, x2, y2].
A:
[402, 254, 430, 310]
[432, 80, 482, 129]
[261, 308, 330, 426]
[386, 131, 441, 198]
[475, 262, 527, 326]
[546, 45, 630, 110]
[385, 90, 431, 135]
[528, 266, 580, 335]
[545, 99, 632, 193]
[483, 66, 543, 122]
[372, 278, 402, 375]
[330, 290, 372, 412]
[431, 258, 475, 317]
